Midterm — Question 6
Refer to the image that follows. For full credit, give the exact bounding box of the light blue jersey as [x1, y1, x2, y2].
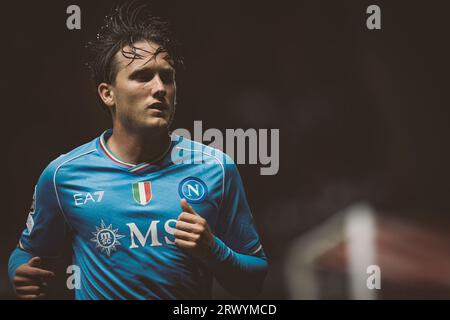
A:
[15, 129, 264, 299]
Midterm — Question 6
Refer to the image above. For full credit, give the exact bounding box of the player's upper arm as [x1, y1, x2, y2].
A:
[18, 160, 69, 257]
[215, 155, 264, 256]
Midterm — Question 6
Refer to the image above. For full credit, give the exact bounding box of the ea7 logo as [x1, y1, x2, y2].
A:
[74, 191, 105, 206]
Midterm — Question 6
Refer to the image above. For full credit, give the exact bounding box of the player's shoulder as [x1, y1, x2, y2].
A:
[172, 133, 235, 167]
[39, 136, 99, 181]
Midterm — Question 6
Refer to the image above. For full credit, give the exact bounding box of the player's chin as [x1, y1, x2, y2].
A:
[143, 116, 170, 130]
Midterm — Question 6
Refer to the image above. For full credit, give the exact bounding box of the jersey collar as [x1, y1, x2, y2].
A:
[98, 129, 174, 174]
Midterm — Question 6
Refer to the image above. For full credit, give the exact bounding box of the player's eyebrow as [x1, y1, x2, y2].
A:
[128, 65, 175, 78]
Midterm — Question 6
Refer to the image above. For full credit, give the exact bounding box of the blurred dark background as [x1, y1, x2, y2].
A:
[1, 0, 449, 299]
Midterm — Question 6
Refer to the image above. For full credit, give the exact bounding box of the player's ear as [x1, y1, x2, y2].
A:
[98, 83, 115, 109]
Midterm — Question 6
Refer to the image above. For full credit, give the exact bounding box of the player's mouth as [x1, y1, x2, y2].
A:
[146, 102, 169, 116]
[147, 102, 168, 110]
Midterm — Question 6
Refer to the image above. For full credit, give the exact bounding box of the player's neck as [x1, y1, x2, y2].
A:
[106, 125, 171, 165]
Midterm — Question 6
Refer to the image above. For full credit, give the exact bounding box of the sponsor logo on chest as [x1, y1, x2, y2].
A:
[76, 178, 209, 256]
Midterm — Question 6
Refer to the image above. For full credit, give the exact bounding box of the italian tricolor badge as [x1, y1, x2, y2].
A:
[132, 181, 152, 205]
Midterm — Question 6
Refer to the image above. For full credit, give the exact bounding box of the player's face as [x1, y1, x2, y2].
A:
[108, 41, 176, 132]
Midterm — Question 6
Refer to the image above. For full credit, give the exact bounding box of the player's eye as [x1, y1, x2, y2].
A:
[131, 71, 154, 82]
[159, 70, 174, 84]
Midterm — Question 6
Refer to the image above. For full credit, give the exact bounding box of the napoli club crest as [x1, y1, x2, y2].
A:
[132, 181, 152, 205]
[178, 177, 208, 204]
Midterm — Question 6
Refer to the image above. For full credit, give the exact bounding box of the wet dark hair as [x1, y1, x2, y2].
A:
[85, 0, 183, 111]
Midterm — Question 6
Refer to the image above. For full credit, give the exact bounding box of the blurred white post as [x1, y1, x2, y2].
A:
[345, 204, 377, 300]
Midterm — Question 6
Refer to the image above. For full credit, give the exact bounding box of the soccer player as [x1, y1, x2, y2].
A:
[8, 2, 268, 299]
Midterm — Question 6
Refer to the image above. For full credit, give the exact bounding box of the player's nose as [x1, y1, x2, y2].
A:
[151, 75, 166, 100]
